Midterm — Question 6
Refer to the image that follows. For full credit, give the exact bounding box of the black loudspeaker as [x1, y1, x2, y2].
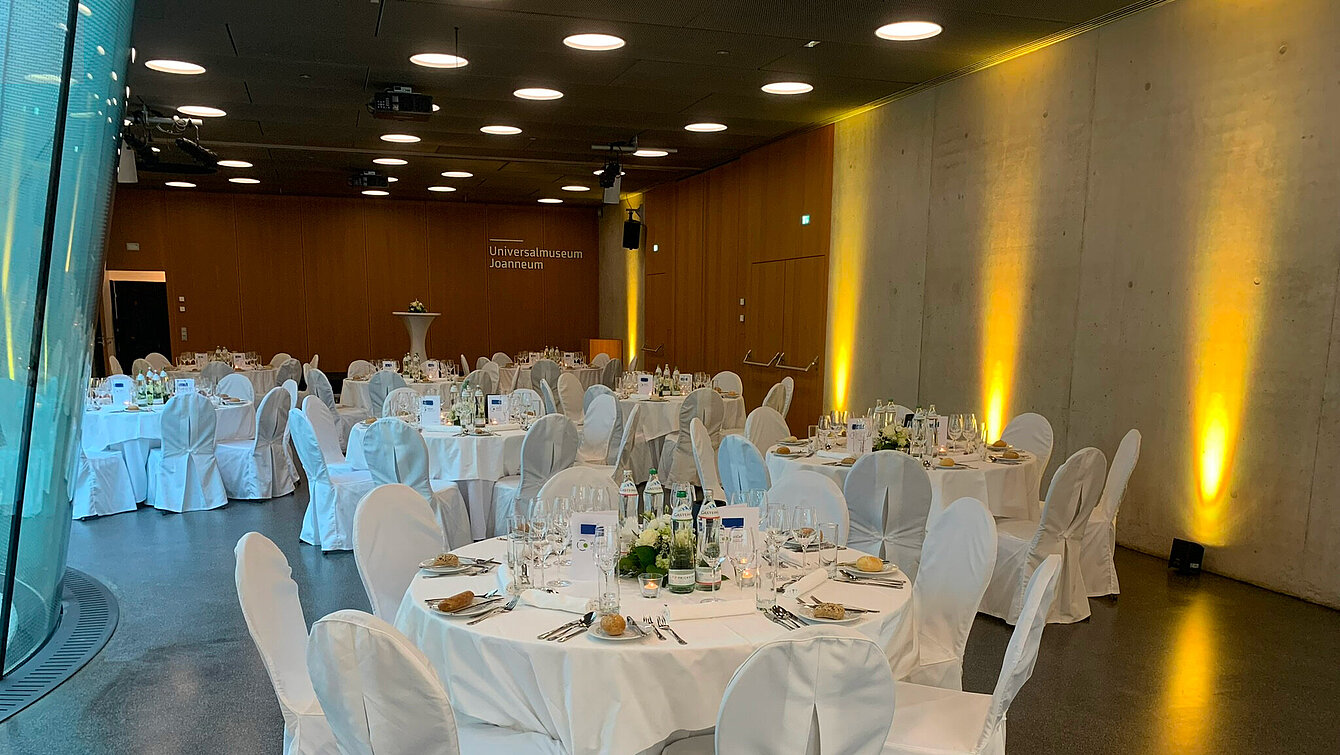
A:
[622, 219, 643, 250]
[1168, 538, 1204, 574]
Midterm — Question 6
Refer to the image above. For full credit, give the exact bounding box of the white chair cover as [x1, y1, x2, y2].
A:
[745, 405, 790, 453]
[626, 355, 640, 372]
[980, 447, 1105, 624]
[146, 351, 172, 370]
[353, 484, 443, 618]
[883, 556, 1061, 755]
[1001, 412, 1054, 507]
[217, 388, 297, 500]
[577, 394, 617, 464]
[346, 359, 374, 381]
[147, 393, 228, 512]
[780, 376, 795, 416]
[537, 379, 558, 415]
[689, 418, 723, 501]
[1081, 429, 1141, 597]
[459, 354, 470, 374]
[711, 370, 743, 394]
[361, 419, 471, 549]
[290, 409, 376, 551]
[510, 387, 542, 409]
[530, 358, 560, 392]
[483, 359, 501, 387]
[71, 449, 136, 519]
[108, 354, 125, 375]
[307, 369, 363, 449]
[891, 497, 997, 690]
[270, 352, 292, 367]
[476, 356, 491, 371]
[492, 351, 513, 366]
[716, 435, 770, 499]
[609, 403, 652, 481]
[282, 379, 299, 409]
[760, 380, 784, 414]
[538, 465, 621, 501]
[464, 368, 494, 395]
[768, 470, 850, 544]
[658, 387, 721, 485]
[217, 372, 255, 402]
[277, 358, 303, 388]
[201, 361, 234, 384]
[556, 372, 585, 423]
[281, 379, 301, 479]
[582, 384, 616, 415]
[491, 414, 579, 535]
[381, 387, 421, 418]
[233, 532, 338, 755]
[367, 370, 407, 418]
[591, 353, 610, 368]
[301, 396, 348, 469]
[600, 358, 621, 389]
[842, 451, 932, 579]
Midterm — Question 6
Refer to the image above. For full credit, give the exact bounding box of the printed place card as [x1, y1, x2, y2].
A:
[486, 394, 508, 424]
[108, 376, 133, 406]
[419, 395, 441, 426]
[174, 378, 196, 396]
[569, 511, 618, 582]
[637, 374, 653, 395]
[423, 360, 440, 379]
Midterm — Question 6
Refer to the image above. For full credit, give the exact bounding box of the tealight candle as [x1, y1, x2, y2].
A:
[739, 567, 755, 587]
[640, 573, 662, 598]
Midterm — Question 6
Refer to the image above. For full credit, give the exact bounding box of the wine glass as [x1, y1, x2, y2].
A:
[528, 498, 551, 588]
[697, 520, 726, 603]
[761, 506, 790, 554]
[948, 414, 965, 452]
[592, 525, 620, 614]
[726, 526, 755, 582]
[791, 506, 817, 569]
[965, 413, 979, 454]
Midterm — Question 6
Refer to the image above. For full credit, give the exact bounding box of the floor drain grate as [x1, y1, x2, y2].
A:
[0, 568, 118, 722]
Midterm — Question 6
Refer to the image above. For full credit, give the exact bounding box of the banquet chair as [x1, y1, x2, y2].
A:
[577, 394, 617, 465]
[233, 532, 339, 755]
[711, 370, 743, 395]
[658, 387, 723, 485]
[270, 352, 292, 367]
[491, 414, 579, 536]
[381, 387, 421, 418]
[277, 358, 303, 389]
[768, 470, 850, 544]
[663, 627, 895, 755]
[281, 379, 302, 480]
[131, 357, 153, 376]
[360, 418, 471, 549]
[583, 383, 616, 415]
[1000, 412, 1054, 510]
[146, 393, 229, 512]
[761, 381, 787, 417]
[627, 355, 640, 372]
[745, 405, 790, 454]
[306, 368, 364, 447]
[301, 396, 353, 475]
[531, 358, 561, 392]
[716, 435, 770, 499]
[1081, 429, 1141, 597]
[367, 370, 407, 418]
[492, 351, 513, 366]
[888, 497, 997, 690]
[780, 376, 795, 415]
[201, 361, 234, 385]
[71, 448, 137, 519]
[476, 356, 491, 371]
[352, 484, 444, 618]
[464, 368, 494, 395]
[510, 387, 542, 411]
[556, 372, 585, 423]
[282, 378, 300, 409]
[483, 359, 501, 388]
[217, 387, 297, 500]
[217, 372, 255, 402]
[689, 418, 724, 501]
[883, 556, 1062, 755]
[290, 410, 376, 551]
[459, 354, 470, 374]
[145, 351, 172, 370]
[537, 379, 558, 415]
[307, 610, 564, 755]
[591, 352, 610, 368]
[601, 358, 621, 389]
[843, 451, 933, 580]
[108, 354, 125, 375]
[538, 464, 621, 502]
[979, 447, 1105, 625]
[608, 403, 653, 481]
[345, 359, 374, 381]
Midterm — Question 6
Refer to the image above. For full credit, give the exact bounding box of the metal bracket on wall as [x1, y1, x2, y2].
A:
[641, 343, 664, 354]
[775, 352, 820, 372]
[742, 349, 781, 368]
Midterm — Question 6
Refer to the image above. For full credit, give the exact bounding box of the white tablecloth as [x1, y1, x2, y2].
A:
[395, 539, 911, 755]
[81, 400, 255, 453]
[167, 366, 278, 396]
[617, 392, 747, 441]
[339, 377, 458, 412]
[766, 447, 1039, 520]
[500, 365, 604, 393]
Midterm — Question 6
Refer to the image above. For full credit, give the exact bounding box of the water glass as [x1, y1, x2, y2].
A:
[808, 424, 819, 453]
[755, 558, 778, 610]
[506, 529, 533, 595]
[817, 523, 839, 578]
[592, 525, 620, 614]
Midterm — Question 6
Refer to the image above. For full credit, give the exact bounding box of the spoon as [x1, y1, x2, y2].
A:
[556, 613, 597, 642]
[539, 611, 595, 640]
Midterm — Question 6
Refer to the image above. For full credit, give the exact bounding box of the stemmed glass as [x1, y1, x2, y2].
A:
[965, 414, 979, 454]
[725, 527, 756, 582]
[948, 414, 965, 452]
[549, 497, 573, 585]
[592, 525, 620, 614]
[697, 520, 726, 603]
[528, 498, 551, 590]
[791, 506, 817, 569]
[761, 506, 790, 553]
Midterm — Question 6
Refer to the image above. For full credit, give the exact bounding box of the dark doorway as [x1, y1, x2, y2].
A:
[110, 280, 171, 367]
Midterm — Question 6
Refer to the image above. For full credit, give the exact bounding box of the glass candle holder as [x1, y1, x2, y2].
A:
[640, 573, 663, 598]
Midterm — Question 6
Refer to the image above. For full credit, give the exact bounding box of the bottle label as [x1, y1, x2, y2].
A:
[668, 570, 695, 587]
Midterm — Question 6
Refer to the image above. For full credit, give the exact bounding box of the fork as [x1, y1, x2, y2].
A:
[467, 596, 519, 625]
[656, 617, 687, 645]
[809, 595, 879, 614]
[643, 616, 666, 641]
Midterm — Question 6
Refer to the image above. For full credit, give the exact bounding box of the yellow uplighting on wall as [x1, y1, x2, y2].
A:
[622, 194, 644, 365]
[826, 130, 873, 413]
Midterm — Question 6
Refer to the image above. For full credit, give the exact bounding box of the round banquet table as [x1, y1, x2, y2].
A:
[167, 366, 277, 396]
[617, 391, 748, 441]
[339, 376, 458, 413]
[346, 421, 525, 539]
[395, 539, 911, 755]
[499, 365, 604, 393]
[766, 446, 1040, 521]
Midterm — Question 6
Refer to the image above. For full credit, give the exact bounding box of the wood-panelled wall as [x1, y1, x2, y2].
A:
[639, 126, 834, 424]
[104, 189, 600, 371]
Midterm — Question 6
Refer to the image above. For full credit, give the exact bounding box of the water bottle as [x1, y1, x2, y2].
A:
[927, 403, 940, 450]
[643, 469, 664, 520]
[619, 470, 639, 527]
[668, 488, 696, 594]
[671, 367, 681, 394]
[696, 494, 722, 591]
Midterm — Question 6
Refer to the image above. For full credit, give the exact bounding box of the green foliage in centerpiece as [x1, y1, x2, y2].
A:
[408, 299, 427, 313]
[873, 424, 912, 452]
[617, 514, 673, 577]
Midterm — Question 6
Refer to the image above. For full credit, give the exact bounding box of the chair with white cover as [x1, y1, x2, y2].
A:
[608, 404, 653, 482]
[482, 359, 501, 388]
[108, 354, 125, 375]
[201, 361, 234, 386]
[281, 379, 301, 479]
[888, 497, 997, 690]
[780, 376, 795, 415]
[689, 418, 724, 501]
[307, 610, 564, 755]
[583, 384, 616, 415]
[1000, 412, 1054, 509]
[663, 627, 895, 755]
[556, 372, 585, 423]
[601, 358, 621, 389]
[290, 410, 376, 551]
[276, 359, 303, 391]
[306, 368, 364, 446]
[217, 388, 297, 500]
[491, 414, 579, 536]
[459, 354, 470, 374]
[233, 532, 339, 755]
[131, 357, 153, 376]
[217, 372, 255, 402]
[303, 353, 319, 380]
[626, 355, 640, 372]
[475, 356, 490, 371]
[711, 370, 743, 395]
[367, 370, 407, 418]
[882, 556, 1062, 755]
[492, 351, 513, 366]
[345, 359, 374, 381]
[464, 368, 494, 395]
[301, 396, 352, 474]
[361, 419, 470, 549]
[716, 435, 770, 499]
[537, 379, 558, 415]
[352, 484, 445, 618]
[381, 387, 421, 418]
[531, 358, 561, 393]
[270, 352, 292, 367]
[145, 351, 172, 370]
[843, 451, 933, 580]
[1081, 429, 1141, 597]
[979, 447, 1105, 625]
[71, 448, 136, 519]
[658, 387, 723, 485]
[510, 387, 542, 411]
[577, 394, 617, 465]
[147, 393, 228, 512]
[768, 469, 850, 544]
[538, 465, 621, 502]
[745, 405, 790, 454]
[591, 352, 610, 368]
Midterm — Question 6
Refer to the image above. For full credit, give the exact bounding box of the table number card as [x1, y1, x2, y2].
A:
[424, 360, 440, 379]
[486, 394, 508, 424]
[678, 374, 692, 391]
[716, 505, 760, 539]
[847, 417, 869, 456]
[381, 359, 397, 372]
[637, 374, 653, 395]
[563, 351, 575, 364]
[174, 378, 196, 396]
[569, 511, 618, 581]
[108, 376, 133, 406]
[419, 395, 441, 426]
[232, 352, 246, 368]
[195, 352, 209, 367]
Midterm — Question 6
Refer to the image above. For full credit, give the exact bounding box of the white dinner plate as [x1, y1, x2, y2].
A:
[429, 596, 501, 618]
[772, 449, 811, 459]
[842, 564, 900, 578]
[419, 557, 472, 575]
[589, 623, 645, 641]
[793, 604, 864, 626]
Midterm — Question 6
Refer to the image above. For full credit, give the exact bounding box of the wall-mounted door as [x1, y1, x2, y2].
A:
[102, 270, 170, 371]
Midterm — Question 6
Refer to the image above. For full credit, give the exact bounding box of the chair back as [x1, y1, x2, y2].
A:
[556, 372, 584, 422]
[518, 414, 579, 504]
[306, 368, 337, 411]
[301, 396, 346, 466]
[711, 370, 743, 394]
[601, 358, 621, 388]
[780, 376, 795, 415]
[762, 381, 785, 414]
[346, 359, 374, 380]
[717, 435, 770, 499]
[463, 369, 494, 395]
[131, 357, 153, 376]
[1001, 412, 1055, 501]
[690, 418, 723, 500]
[109, 354, 125, 375]
[217, 372, 254, 402]
[475, 356, 490, 371]
[768, 470, 850, 543]
[591, 353, 610, 368]
[530, 358, 561, 392]
[161, 393, 217, 460]
[307, 610, 461, 755]
[911, 497, 997, 688]
[583, 384, 616, 415]
[459, 354, 470, 374]
[270, 352, 291, 367]
[254, 387, 290, 451]
[482, 360, 501, 386]
[537, 379, 558, 415]
[281, 379, 299, 410]
[368, 370, 408, 418]
[491, 351, 513, 366]
[609, 402, 653, 479]
[353, 484, 442, 618]
[276, 358, 302, 387]
[980, 556, 1062, 750]
[1016, 446, 1105, 623]
[287, 409, 332, 485]
[146, 351, 172, 370]
[843, 451, 933, 578]
[1096, 429, 1141, 524]
[200, 361, 233, 385]
[745, 406, 790, 453]
[362, 418, 436, 502]
[578, 394, 617, 464]
[538, 465, 621, 501]
[660, 387, 718, 484]
[382, 387, 421, 418]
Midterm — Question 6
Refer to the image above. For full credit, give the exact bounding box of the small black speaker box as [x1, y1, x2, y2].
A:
[1169, 538, 1204, 574]
[622, 219, 642, 250]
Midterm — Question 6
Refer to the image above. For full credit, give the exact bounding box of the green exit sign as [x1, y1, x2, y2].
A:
[801, 214, 811, 225]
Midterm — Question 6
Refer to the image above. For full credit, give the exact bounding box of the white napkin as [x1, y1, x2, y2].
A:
[488, 423, 521, 432]
[665, 599, 755, 621]
[519, 589, 592, 614]
[782, 568, 829, 598]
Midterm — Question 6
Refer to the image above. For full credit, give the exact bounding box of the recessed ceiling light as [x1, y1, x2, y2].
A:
[593, 168, 626, 176]
[561, 185, 590, 192]
[514, 87, 564, 101]
[538, 198, 563, 204]
[177, 105, 225, 117]
[164, 181, 196, 188]
[409, 53, 469, 69]
[428, 186, 457, 192]
[374, 158, 407, 166]
[386, 177, 399, 183]
[762, 81, 813, 95]
[145, 59, 204, 75]
[441, 171, 473, 178]
[217, 159, 252, 168]
[633, 149, 668, 158]
[380, 133, 420, 143]
[431, 104, 441, 112]
[875, 21, 943, 41]
[229, 177, 260, 184]
[685, 122, 727, 133]
[563, 33, 625, 51]
[480, 125, 522, 135]
[362, 189, 389, 196]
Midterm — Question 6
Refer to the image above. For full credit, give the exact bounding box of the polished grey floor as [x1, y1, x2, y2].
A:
[2, 488, 1339, 754]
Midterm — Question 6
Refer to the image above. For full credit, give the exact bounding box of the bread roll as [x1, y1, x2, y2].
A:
[435, 591, 474, 613]
[813, 602, 845, 620]
[856, 556, 884, 573]
[430, 553, 460, 568]
[600, 614, 626, 636]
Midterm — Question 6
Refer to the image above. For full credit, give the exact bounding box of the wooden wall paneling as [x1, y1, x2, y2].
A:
[299, 197, 370, 370]
[800, 127, 835, 257]
[165, 193, 242, 355]
[104, 189, 167, 271]
[743, 259, 788, 419]
[782, 255, 829, 425]
[540, 208, 600, 352]
[426, 203, 489, 364]
[484, 206, 547, 357]
[362, 200, 431, 359]
[705, 162, 744, 375]
[672, 173, 707, 370]
[737, 150, 767, 265]
[233, 194, 310, 362]
[641, 185, 677, 370]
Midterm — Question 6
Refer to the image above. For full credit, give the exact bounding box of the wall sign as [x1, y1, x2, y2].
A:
[488, 241, 586, 271]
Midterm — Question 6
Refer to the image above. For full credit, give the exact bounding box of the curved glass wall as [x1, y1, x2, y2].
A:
[0, 0, 134, 675]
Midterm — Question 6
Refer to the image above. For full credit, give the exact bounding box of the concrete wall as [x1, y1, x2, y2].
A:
[827, 0, 1340, 606]
[598, 195, 645, 366]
